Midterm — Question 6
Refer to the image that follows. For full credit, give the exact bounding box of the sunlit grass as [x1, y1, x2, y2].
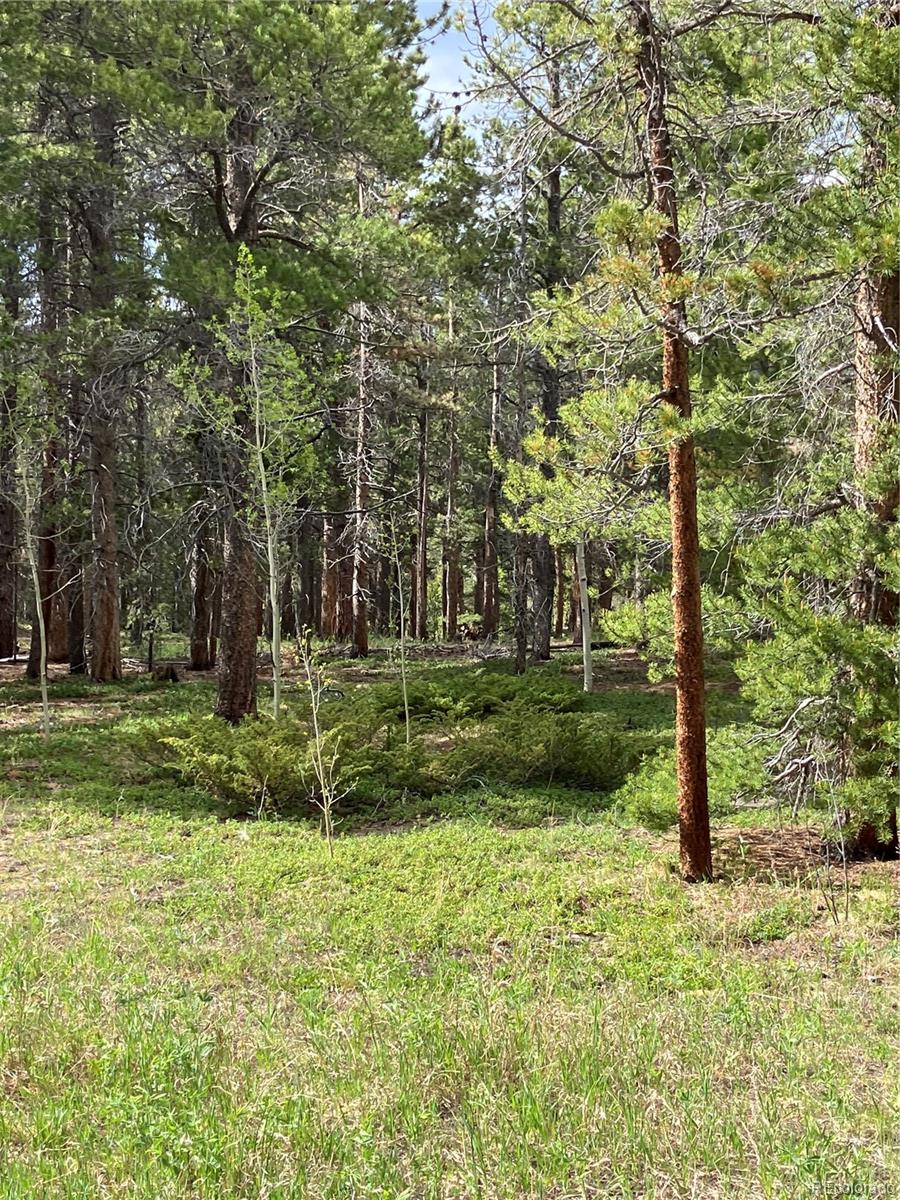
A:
[0, 658, 896, 1197]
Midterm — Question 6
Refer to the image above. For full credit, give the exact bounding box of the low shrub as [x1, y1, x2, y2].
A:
[611, 725, 768, 830]
[447, 713, 646, 792]
[160, 703, 648, 819]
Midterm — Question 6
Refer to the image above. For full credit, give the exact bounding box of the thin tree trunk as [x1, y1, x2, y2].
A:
[85, 101, 122, 682]
[575, 536, 592, 692]
[351, 261, 370, 658]
[0, 269, 19, 660]
[531, 534, 554, 660]
[209, 569, 222, 668]
[569, 549, 581, 641]
[65, 560, 86, 675]
[482, 355, 501, 635]
[634, 0, 711, 881]
[413, 401, 429, 641]
[513, 535, 529, 675]
[442, 409, 460, 641]
[554, 546, 565, 639]
[280, 571, 296, 639]
[321, 514, 342, 639]
[26, 450, 59, 680]
[532, 69, 563, 661]
[189, 523, 213, 670]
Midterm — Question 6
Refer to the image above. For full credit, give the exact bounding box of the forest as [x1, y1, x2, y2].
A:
[0, 0, 897, 1196]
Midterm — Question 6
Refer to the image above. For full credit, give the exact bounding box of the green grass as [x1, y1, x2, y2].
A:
[0, 656, 897, 1197]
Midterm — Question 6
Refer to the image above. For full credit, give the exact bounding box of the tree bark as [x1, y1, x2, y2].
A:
[575, 536, 593, 692]
[442, 409, 460, 641]
[532, 70, 562, 661]
[28, 207, 64, 678]
[413, 400, 429, 641]
[26, 449, 60, 680]
[481, 355, 501, 635]
[214, 80, 262, 718]
[848, 0, 899, 857]
[351, 281, 370, 658]
[214, 516, 258, 722]
[65, 559, 86, 675]
[0, 269, 19, 660]
[189, 523, 213, 670]
[554, 546, 566, 638]
[84, 101, 122, 682]
[531, 534, 554, 659]
[513, 535, 529, 675]
[634, 0, 711, 881]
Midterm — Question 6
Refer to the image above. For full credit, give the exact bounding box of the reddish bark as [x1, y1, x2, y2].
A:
[634, 0, 711, 881]
[214, 516, 258, 722]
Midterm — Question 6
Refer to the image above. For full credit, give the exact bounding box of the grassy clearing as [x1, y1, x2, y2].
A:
[0, 654, 897, 1198]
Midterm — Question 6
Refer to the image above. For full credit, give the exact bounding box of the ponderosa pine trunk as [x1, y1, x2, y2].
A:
[848, 0, 899, 857]
[634, 0, 711, 881]
[214, 514, 258, 722]
[213, 83, 263, 721]
[85, 102, 122, 682]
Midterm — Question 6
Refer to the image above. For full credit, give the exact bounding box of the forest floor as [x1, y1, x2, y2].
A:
[0, 647, 897, 1199]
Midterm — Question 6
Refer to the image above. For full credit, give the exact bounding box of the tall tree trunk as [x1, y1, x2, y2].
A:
[513, 535, 529, 675]
[351, 272, 370, 658]
[28, 207, 63, 678]
[214, 83, 262, 719]
[65, 560, 86, 675]
[209, 569, 222, 668]
[321, 513, 342, 638]
[848, 0, 899, 857]
[213, 515, 258, 722]
[85, 102, 122, 682]
[473, 539, 484, 618]
[569, 548, 581, 641]
[64, 204, 87, 675]
[482, 355, 501, 635]
[442, 409, 460, 641]
[532, 67, 563, 661]
[554, 546, 566, 638]
[413, 401, 429, 641]
[634, 0, 711, 881]
[575, 536, 593, 692]
[26, 450, 60, 680]
[531, 534, 554, 660]
[189, 522, 213, 670]
[0, 267, 19, 660]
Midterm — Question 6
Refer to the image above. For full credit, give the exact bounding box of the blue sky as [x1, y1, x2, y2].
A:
[416, 2, 484, 116]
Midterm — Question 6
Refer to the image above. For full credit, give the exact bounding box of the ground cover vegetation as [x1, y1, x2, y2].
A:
[0, 0, 898, 1195]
